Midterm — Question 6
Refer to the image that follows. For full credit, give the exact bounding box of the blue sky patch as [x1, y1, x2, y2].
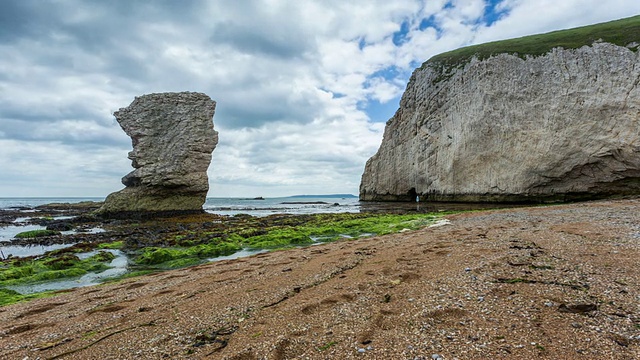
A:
[483, 0, 509, 25]
[392, 20, 412, 46]
[362, 97, 401, 123]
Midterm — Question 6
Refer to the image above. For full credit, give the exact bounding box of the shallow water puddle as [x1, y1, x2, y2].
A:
[60, 227, 105, 236]
[207, 248, 268, 262]
[0, 243, 74, 258]
[1, 216, 105, 257]
[0, 224, 46, 241]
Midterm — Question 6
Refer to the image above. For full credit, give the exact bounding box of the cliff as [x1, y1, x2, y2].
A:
[360, 16, 640, 202]
[98, 92, 218, 216]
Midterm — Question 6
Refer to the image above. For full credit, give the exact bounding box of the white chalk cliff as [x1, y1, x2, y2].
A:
[360, 41, 640, 202]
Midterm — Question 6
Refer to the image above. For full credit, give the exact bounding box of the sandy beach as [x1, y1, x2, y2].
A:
[1, 198, 639, 359]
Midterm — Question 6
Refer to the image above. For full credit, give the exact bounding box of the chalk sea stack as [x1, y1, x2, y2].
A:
[360, 16, 640, 203]
[98, 92, 218, 216]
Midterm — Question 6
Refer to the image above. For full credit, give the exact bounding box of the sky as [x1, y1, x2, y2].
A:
[1, 0, 639, 198]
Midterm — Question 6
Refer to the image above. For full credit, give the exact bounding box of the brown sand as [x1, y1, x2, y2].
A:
[1, 199, 639, 359]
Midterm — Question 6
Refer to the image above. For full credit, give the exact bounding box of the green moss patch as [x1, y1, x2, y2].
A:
[14, 229, 60, 238]
[135, 242, 242, 268]
[0, 251, 116, 288]
[130, 213, 440, 268]
[98, 241, 124, 250]
[239, 213, 438, 249]
[0, 288, 56, 306]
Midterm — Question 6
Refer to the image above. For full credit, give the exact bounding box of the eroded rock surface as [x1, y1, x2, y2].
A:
[360, 42, 640, 202]
[99, 92, 218, 215]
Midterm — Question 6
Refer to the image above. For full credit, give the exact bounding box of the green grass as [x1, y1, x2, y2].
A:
[425, 15, 640, 75]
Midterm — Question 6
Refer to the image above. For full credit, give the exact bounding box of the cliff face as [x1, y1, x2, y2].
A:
[99, 92, 218, 216]
[360, 42, 640, 202]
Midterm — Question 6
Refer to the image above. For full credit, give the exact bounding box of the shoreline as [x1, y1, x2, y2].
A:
[0, 208, 444, 299]
[0, 198, 638, 358]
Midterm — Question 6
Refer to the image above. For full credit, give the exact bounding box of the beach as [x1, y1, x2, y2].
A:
[0, 198, 638, 359]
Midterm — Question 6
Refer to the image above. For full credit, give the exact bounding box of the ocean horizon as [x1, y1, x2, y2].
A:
[0, 195, 361, 216]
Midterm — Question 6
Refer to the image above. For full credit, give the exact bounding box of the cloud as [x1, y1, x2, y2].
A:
[0, 0, 638, 197]
[473, 0, 640, 43]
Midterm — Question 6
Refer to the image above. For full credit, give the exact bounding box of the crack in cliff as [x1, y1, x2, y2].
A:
[622, 62, 640, 109]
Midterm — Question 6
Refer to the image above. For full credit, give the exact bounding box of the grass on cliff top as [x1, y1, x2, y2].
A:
[426, 15, 640, 70]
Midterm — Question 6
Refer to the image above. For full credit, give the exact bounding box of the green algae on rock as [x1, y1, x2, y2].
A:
[0, 288, 56, 306]
[135, 242, 241, 267]
[14, 229, 60, 239]
[0, 251, 116, 287]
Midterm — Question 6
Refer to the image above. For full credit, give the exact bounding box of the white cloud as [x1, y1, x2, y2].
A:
[474, 0, 640, 44]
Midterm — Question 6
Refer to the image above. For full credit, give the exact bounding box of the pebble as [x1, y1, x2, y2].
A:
[464, 267, 471, 272]
[357, 348, 366, 353]
[431, 354, 444, 360]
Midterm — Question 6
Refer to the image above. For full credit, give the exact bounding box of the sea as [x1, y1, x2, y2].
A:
[0, 196, 361, 216]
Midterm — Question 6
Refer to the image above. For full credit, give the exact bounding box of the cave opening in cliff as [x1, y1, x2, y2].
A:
[407, 188, 418, 202]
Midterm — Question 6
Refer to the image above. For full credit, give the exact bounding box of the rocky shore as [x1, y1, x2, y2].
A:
[0, 198, 638, 359]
